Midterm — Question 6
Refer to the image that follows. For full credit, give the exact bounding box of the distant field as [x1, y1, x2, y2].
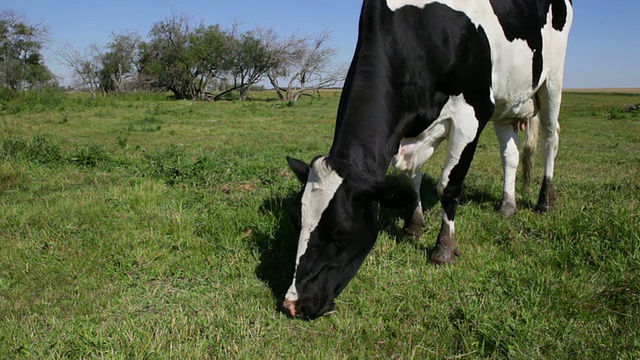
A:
[0, 91, 638, 358]
[565, 88, 640, 94]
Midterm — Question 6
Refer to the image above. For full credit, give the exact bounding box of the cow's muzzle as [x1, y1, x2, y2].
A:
[283, 298, 297, 317]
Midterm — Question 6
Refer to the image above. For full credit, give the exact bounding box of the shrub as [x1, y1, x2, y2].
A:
[607, 103, 640, 120]
[0, 135, 63, 165]
[142, 146, 215, 187]
[0, 88, 68, 114]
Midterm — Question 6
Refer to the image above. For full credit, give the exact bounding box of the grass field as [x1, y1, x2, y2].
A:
[1, 90, 639, 358]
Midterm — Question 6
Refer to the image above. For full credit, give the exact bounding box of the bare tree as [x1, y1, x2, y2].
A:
[267, 30, 346, 102]
[57, 43, 101, 97]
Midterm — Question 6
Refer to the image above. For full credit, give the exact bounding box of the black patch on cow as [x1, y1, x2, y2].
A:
[538, 0, 570, 32]
[387, 4, 494, 139]
[489, 0, 569, 87]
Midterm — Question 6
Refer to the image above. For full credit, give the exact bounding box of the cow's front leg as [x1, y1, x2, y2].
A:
[431, 114, 485, 265]
[399, 171, 424, 238]
[431, 189, 462, 265]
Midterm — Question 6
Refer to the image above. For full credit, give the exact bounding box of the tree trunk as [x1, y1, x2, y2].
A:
[239, 83, 252, 101]
[212, 84, 243, 101]
[268, 76, 287, 101]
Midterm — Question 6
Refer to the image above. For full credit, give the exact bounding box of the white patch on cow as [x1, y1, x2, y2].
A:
[441, 209, 455, 237]
[440, 96, 480, 196]
[284, 156, 344, 302]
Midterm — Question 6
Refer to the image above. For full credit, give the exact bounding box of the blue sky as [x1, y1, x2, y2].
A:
[4, 0, 639, 88]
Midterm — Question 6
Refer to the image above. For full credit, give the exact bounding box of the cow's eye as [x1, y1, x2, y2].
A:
[329, 208, 353, 240]
[331, 222, 351, 241]
[332, 228, 346, 240]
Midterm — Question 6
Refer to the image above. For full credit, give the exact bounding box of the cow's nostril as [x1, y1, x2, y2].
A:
[283, 298, 297, 317]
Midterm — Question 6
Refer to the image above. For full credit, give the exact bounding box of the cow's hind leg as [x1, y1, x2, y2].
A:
[393, 123, 448, 238]
[535, 82, 562, 212]
[493, 121, 520, 218]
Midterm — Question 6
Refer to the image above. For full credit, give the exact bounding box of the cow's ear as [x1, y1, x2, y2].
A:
[370, 180, 417, 209]
[286, 156, 310, 183]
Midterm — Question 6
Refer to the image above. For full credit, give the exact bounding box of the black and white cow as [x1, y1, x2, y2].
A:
[284, 0, 572, 319]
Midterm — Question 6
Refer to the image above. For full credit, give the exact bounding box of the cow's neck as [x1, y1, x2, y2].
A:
[329, 3, 404, 181]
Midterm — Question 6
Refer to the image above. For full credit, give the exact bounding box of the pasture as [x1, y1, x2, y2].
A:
[1, 90, 639, 358]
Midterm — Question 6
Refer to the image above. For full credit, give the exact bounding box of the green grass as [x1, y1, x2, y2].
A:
[1, 90, 639, 358]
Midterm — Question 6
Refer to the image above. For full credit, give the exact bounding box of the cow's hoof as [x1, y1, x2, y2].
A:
[403, 224, 423, 239]
[430, 244, 461, 266]
[403, 209, 424, 239]
[535, 203, 553, 213]
[535, 177, 556, 213]
[535, 197, 555, 213]
[499, 201, 517, 218]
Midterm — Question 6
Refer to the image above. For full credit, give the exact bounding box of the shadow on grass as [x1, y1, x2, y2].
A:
[250, 193, 298, 310]
[403, 174, 505, 215]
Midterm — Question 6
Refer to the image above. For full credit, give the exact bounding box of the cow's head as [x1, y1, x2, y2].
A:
[283, 155, 416, 319]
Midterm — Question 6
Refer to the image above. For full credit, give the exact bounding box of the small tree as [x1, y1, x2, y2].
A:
[138, 15, 237, 100]
[138, 14, 194, 99]
[188, 24, 233, 100]
[98, 30, 142, 93]
[0, 10, 53, 90]
[267, 30, 345, 102]
[229, 28, 279, 101]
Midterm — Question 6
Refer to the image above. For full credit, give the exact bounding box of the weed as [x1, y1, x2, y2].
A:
[141, 145, 212, 186]
[116, 133, 129, 149]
